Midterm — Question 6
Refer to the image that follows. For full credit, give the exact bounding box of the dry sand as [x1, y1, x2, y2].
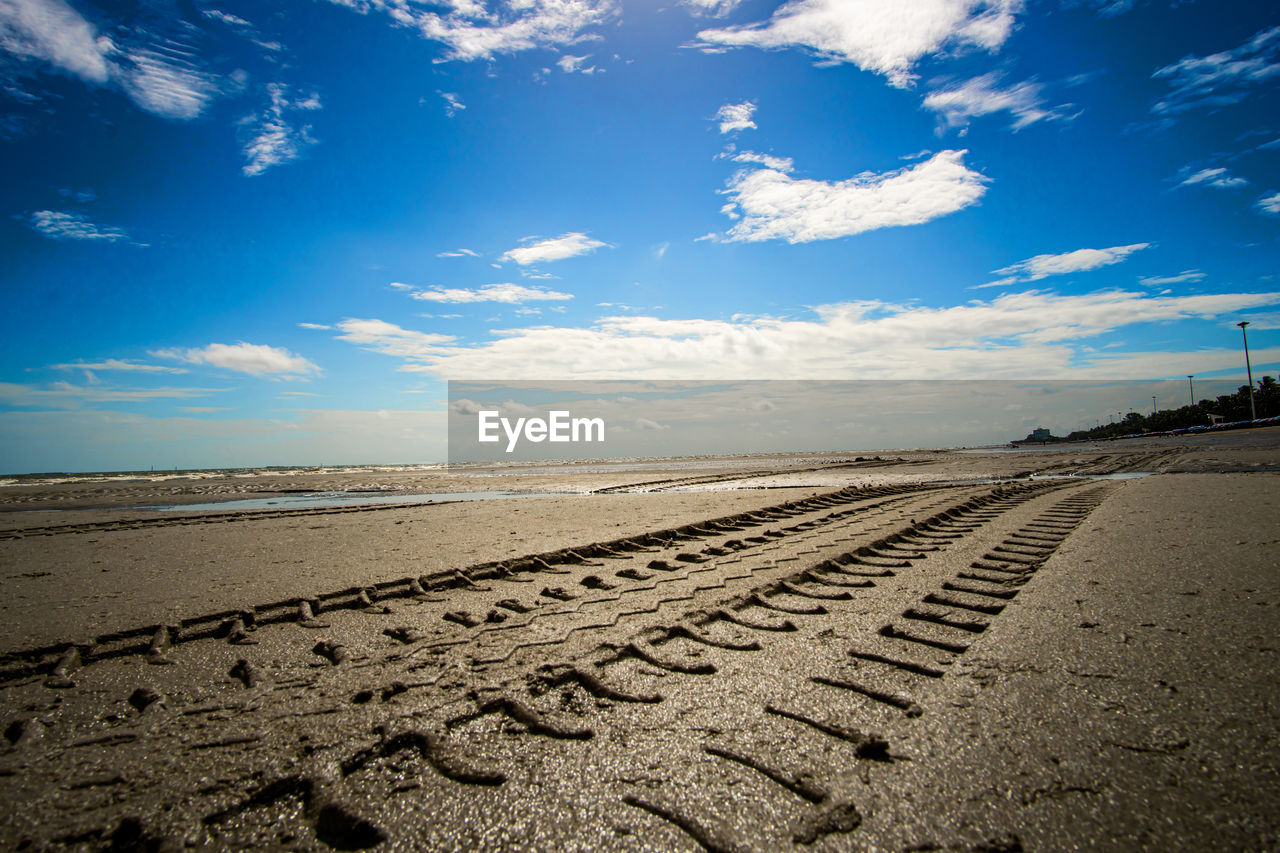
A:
[0, 430, 1277, 850]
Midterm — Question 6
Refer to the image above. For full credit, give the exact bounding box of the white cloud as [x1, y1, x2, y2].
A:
[924, 72, 1075, 131]
[556, 53, 598, 73]
[501, 232, 608, 264]
[993, 243, 1149, 282]
[334, 318, 455, 361]
[437, 248, 480, 257]
[718, 149, 988, 244]
[1138, 270, 1205, 287]
[201, 9, 253, 28]
[410, 283, 573, 303]
[1153, 26, 1280, 116]
[240, 83, 322, 177]
[0, 0, 110, 83]
[50, 359, 187, 374]
[439, 90, 465, 116]
[29, 210, 135, 243]
[714, 101, 757, 133]
[0, 0, 222, 120]
[323, 0, 617, 63]
[117, 43, 220, 120]
[1176, 166, 1248, 189]
[334, 289, 1280, 379]
[0, 381, 221, 408]
[298, 322, 333, 330]
[695, 0, 1021, 88]
[1254, 191, 1280, 215]
[152, 342, 320, 377]
[681, 0, 743, 16]
[731, 150, 794, 172]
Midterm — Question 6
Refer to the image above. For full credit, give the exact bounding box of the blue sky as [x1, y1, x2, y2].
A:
[2, 0, 1278, 472]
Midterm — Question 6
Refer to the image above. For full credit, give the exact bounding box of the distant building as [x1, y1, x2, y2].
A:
[1029, 427, 1052, 442]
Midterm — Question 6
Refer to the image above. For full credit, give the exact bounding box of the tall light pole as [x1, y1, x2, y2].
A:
[1187, 375, 1195, 408]
[1238, 321, 1256, 421]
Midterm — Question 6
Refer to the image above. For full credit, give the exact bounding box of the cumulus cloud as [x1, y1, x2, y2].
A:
[239, 83, 322, 176]
[1153, 26, 1280, 116]
[322, 0, 617, 62]
[28, 210, 135, 243]
[714, 101, 757, 133]
[1254, 191, 1280, 215]
[1176, 166, 1248, 189]
[694, 0, 1021, 88]
[332, 289, 1280, 379]
[993, 243, 1149, 282]
[501, 232, 609, 265]
[924, 72, 1076, 131]
[718, 149, 988, 244]
[410, 283, 573, 303]
[152, 342, 320, 377]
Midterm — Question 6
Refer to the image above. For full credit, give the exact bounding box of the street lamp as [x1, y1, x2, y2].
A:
[1187, 375, 1195, 408]
[1238, 321, 1256, 421]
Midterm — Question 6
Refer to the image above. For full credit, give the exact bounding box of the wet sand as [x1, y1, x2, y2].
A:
[1, 430, 1277, 850]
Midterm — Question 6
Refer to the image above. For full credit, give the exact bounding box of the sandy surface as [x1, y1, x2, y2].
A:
[0, 430, 1277, 850]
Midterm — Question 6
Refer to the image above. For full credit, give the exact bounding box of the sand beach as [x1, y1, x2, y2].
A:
[1, 430, 1277, 850]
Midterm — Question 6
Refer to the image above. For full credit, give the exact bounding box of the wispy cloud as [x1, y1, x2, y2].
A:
[239, 83, 322, 177]
[714, 101, 757, 133]
[0, 381, 221, 408]
[1254, 191, 1280, 215]
[694, 0, 1021, 88]
[924, 72, 1076, 132]
[437, 248, 480, 258]
[730, 150, 794, 171]
[152, 342, 320, 377]
[556, 53, 599, 73]
[1138, 270, 1205, 287]
[321, 0, 617, 62]
[717, 149, 987, 244]
[333, 289, 1280, 380]
[410, 283, 573, 303]
[681, 0, 744, 17]
[50, 359, 187, 374]
[298, 322, 332, 330]
[992, 243, 1150, 282]
[501, 232, 609, 265]
[334, 318, 454, 361]
[1176, 166, 1249, 189]
[1152, 26, 1280, 116]
[117, 42, 220, 120]
[439, 90, 465, 116]
[28, 210, 137, 244]
[0, 0, 222, 120]
[0, 0, 111, 84]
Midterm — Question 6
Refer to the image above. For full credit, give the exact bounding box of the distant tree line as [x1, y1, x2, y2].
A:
[1064, 376, 1279, 441]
